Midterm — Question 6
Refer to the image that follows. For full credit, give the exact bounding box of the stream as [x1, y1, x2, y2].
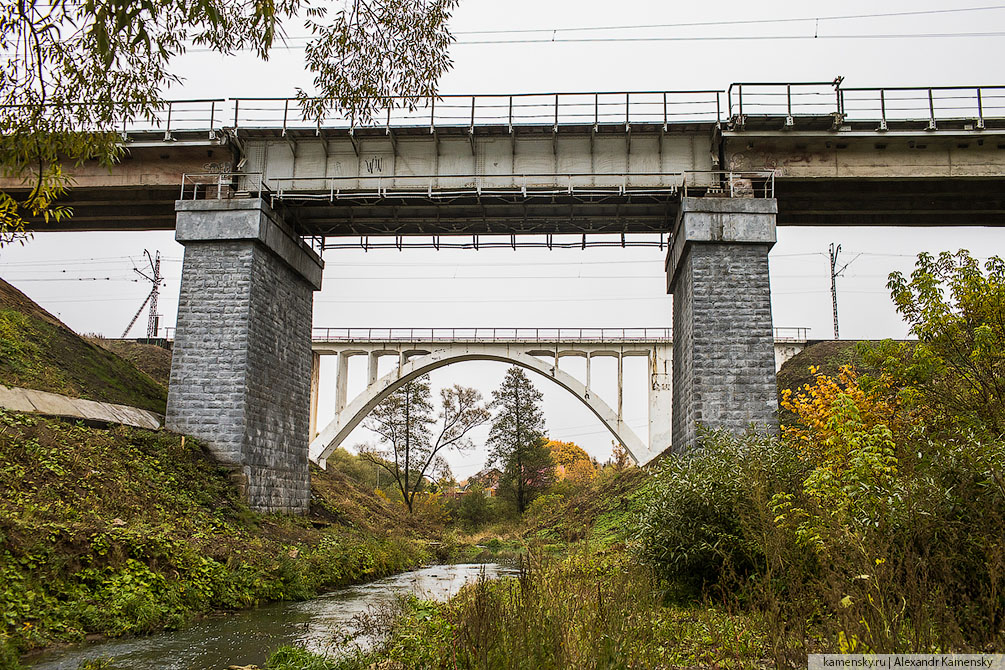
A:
[27, 563, 517, 670]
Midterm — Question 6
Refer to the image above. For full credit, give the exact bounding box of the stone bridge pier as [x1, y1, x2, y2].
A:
[666, 197, 778, 451]
[166, 199, 323, 514]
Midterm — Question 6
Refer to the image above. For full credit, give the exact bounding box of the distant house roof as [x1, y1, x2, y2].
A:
[463, 467, 502, 490]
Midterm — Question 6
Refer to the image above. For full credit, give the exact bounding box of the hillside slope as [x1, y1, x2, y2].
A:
[89, 338, 173, 387]
[0, 411, 432, 666]
[0, 282, 437, 668]
[0, 278, 167, 413]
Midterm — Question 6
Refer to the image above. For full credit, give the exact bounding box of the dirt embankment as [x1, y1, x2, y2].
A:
[0, 278, 168, 413]
[89, 338, 173, 388]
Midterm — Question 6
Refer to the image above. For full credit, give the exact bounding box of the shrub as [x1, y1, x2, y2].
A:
[447, 484, 506, 529]
[636, 430, 805, 595]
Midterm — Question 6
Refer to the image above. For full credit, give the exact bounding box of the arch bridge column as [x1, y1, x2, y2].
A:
[166, 198, 323, 514]
[666, 197, 778, 451]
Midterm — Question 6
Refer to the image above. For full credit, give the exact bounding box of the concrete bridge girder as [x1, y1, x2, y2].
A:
[308, 343, 665, 470]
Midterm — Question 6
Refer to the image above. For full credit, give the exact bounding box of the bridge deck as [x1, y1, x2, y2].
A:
[7, 83, 1005, 233]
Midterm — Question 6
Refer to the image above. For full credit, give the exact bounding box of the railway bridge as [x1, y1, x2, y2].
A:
[6, 80, 1004, 512]
[307, 327, 810, 470]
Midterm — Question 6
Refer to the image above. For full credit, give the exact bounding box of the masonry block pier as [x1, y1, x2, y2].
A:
[166, 199, 323, 514]
[666, 197, 778, 450]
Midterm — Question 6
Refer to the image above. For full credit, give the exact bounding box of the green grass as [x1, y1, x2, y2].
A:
[0, 409, 431, 667]
[522, 467, 649, 548]
[0, 307, 167, 414]
[271, 469, 775, 670]
[315, 547, 768, 670]
[0, 278, 168, 413]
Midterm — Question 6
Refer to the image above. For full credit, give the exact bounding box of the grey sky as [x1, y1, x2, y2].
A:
[2, 0, 1004, 479]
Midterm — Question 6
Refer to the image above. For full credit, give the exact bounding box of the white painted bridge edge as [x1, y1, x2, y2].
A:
[308, 343, 671, 469]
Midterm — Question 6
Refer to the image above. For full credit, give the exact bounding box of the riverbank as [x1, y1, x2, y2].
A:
[24, 563, 518, 670]
[0, 277, 457, 669]
[0, 410, 444, 669]
[261, 466, 764, 670]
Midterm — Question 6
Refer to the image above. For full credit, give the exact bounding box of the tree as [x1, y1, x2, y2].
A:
[361, 376, 488, 513]
[609, 440, 632, 471]
[545, 438, 595, 483]
[452, 482, 499, 528]
[545, 439, 590, 472]
[487, 367, 553, 514]
[0, 0, 457, 245]
[884, 250, 1005, 436]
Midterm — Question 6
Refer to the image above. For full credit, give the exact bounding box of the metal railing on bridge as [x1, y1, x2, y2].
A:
[86, 91, 725, 137]
[158, 326, 807, 343]
[24, 83, 1005, 139]
[311, 327, 673, 343]
[772, 327, 810, 342]
[310, 326, 809, 343]
[179, 170, 774, 202]
[728, 82, 1005, 129]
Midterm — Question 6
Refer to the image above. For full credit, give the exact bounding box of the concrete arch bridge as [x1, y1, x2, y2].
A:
[307, 327, 809, 469]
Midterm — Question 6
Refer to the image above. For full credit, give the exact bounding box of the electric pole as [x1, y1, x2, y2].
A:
[828, 243, 859, 340]
[122, 250, 163, 338]
[829, 243, 841, 339]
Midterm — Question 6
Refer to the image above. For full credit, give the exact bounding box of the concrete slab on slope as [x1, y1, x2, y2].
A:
[0, 384, 164, 430]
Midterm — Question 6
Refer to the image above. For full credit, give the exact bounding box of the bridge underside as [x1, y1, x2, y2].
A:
[19, 176, 1005, 233]
[774, 178, 1005, 226]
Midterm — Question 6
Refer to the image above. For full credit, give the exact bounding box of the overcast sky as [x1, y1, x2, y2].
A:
[2, 0, 1004, 479]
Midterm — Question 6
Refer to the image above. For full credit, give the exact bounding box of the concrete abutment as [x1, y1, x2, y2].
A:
[666, 197, 779, 451]
[166, 199, 323, 514]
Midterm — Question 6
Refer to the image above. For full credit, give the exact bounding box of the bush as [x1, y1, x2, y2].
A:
[447, 485, 506, 529]
[636, 430, 805, 595]
[638, 365, 1005, 657]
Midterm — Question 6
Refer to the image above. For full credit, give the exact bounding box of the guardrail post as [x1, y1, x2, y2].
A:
[233, 99, 240, 128]
[282, 99, 289, 136]
[163, 102, 173, 141]
[508, 96, 513, 132]
[785, 84, 793, 126]
[554, 93, 559, 132]
[977, 87, 985, 129]
[927, 88, 937, 130]
[209, 101, 216, 138]
[879, 89, 888, 131]
[430, 97, 435, 133]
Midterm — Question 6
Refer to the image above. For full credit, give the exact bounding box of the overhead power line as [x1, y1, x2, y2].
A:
[453, 5, 1005, 35]
[315, 295, 669, 304]
[269, 6, 1005, 41]
[185, 26, 1005, 53]
[453, 32, 1005, 45]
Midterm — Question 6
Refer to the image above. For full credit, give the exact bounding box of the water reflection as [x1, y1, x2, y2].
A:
[28, 563, 516, 670]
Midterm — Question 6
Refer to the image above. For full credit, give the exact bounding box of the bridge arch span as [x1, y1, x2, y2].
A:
[308, 345, 656, 469]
